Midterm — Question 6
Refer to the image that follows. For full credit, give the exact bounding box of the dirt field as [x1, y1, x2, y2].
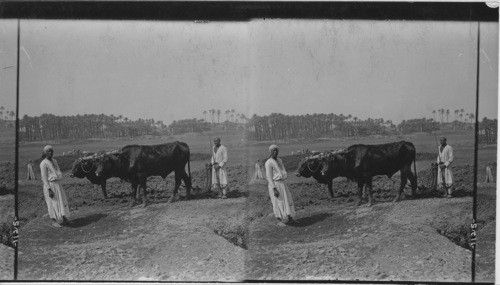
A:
[0, 128, 15, 280]
[9, 131, 497, 282]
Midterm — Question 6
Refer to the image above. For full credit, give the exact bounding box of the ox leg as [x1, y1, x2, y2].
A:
[100, 183, 108, 199]
[168, 175, 182, 203]
[179, 170, 192, 199]
[129, 183, 139, 206]
[366, 179, 375, 206]
[327, 181, 335, 199]
[406, 169, 418, 198]
[361, 185, 367, 202]
[356, 181, 364, 206]
[140, 180, 148, 207]
[394, 172, 408, 202]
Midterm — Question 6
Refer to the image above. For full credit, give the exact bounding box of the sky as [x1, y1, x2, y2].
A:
[0, 17, 498, 125]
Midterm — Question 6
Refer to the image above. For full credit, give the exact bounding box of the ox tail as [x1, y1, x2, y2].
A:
[413, 150, 417, 186]
[187, 148, 192, 185]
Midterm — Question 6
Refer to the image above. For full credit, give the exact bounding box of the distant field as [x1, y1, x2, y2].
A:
[0, 128, 15, 163]
[17, 129, 493, 177]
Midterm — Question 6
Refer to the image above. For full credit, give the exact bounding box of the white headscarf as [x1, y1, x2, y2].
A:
[43, 145, 53, 153]
[269, 144, 278, 154]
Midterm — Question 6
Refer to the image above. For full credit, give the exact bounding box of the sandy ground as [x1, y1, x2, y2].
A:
[4, 152, 495, 282]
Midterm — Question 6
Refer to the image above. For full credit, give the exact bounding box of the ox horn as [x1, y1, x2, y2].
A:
[107, 149, 119, 155]
[308, 154, 321, 160]
[330, 149, 344, 155]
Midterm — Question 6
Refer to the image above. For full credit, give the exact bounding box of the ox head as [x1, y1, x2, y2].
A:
[70, 156, 97, 178]
[319, 149, 346, 178]
[94, 151, 120, 177]
[296, 154, 328, 178]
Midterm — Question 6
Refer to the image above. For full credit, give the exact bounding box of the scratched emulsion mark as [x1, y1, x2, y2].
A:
[21, 46, 33, 68]
[480, 49, 494, 71]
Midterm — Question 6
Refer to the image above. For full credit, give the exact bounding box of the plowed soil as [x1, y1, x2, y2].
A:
[12, 152, 496, 282]
[0, 161, 15, 280]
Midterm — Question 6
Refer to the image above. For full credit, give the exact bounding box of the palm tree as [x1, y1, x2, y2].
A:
[460, 109, 465, 122]
[454, 110, 459, 121]
[216, 109, 221, 123]
[432, 110, 436, 121]
[203, 110, 207, 122]
[469, 113, 475, 123]
[446, 109, 450, 123]
[439, 108, 445, 123]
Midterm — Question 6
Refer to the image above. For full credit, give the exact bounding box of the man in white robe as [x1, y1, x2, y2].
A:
[211, 137, 229, 199]
[27, 160, 36, 180]
[251, 159, 264, 181]
[40, 145, 71, 227]
[265, 144, 296, 226]
[437, 137, 454, 198]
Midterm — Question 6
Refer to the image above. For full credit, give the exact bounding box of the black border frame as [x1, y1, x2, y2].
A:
[0, 1, 499, 22]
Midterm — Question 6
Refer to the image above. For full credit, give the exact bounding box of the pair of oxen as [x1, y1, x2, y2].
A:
[296, 141, 418, 206]
[70, 141, 192, 207]
[71, 140, 418, 207]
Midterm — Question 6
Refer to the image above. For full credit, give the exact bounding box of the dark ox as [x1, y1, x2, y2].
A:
[296, 151, 341, 198]
[70, 156, 113, 199]
[320, 141, 418, 205]
[95, 141, 192, 207]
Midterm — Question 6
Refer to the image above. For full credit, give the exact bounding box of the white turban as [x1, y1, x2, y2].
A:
[43, 145, 53, 152]
[269, 144, 278, 153]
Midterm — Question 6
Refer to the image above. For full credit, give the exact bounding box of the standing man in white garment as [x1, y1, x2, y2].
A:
[40, 145, 71, 227]
[211, 137, 229, 199]
[437, 137, 454, 198]
[265, 144, 296, 226]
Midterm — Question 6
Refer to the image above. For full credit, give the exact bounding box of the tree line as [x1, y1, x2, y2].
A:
[0, 106, 16, 129]
[479, 117, 497, 144]
[245, 113, 496, 142]
[245, 113, 396, 141]
[16, 111, 497, 144]
[432, 108, 475, 124]
[19, 114, 167, 142]
[203, 109, 248, 124]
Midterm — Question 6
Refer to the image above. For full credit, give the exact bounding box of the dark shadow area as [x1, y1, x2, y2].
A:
[450, 188, 473, 198]
[436, 225, 473, 251]
[227, 188, 249, 199]
[0, 187, 14, 195]
[109, 192, 134, 199]
[66, 213, 107, 228]
[186, 187, 249, 201]
[213, 228, 247, 250]
[291, 212, 333, 228]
